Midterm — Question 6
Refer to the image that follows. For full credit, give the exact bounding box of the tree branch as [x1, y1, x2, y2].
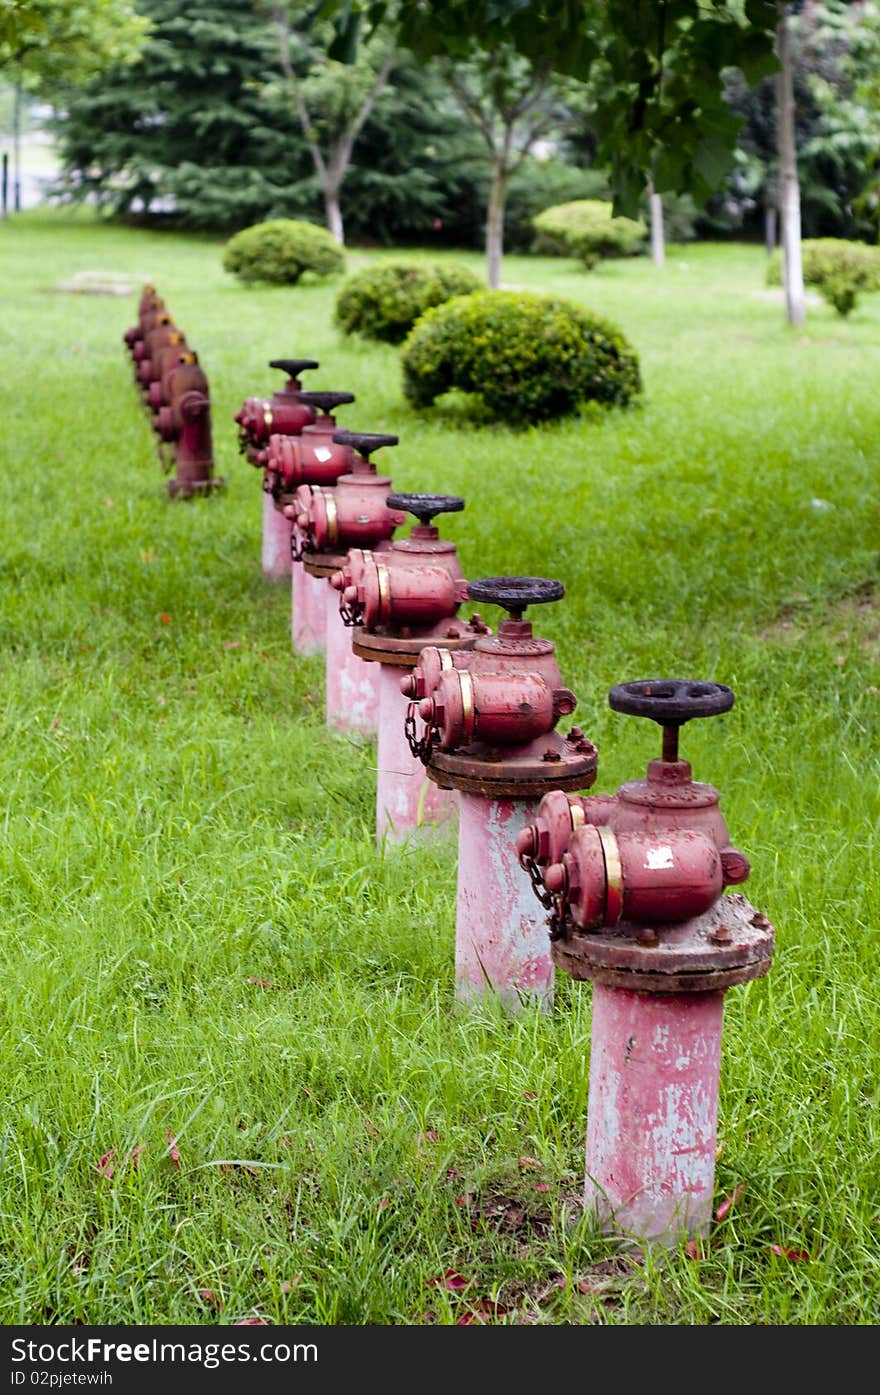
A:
[272, 6, 327, 183]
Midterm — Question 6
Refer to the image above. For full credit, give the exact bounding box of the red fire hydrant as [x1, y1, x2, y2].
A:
[124, 289, 163, 354]
[155, 356, 225, 500]
[234, 359, 320, 579]
[403, 577, 598, 1010]
[515, 679, 774, 1243]
[291, 431, 406, 737]
[260, 390, 356, 651]
[330, 492, 490, 844]
[136, 324, 186, 401]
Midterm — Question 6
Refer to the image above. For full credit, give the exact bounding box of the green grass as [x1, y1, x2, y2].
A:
[0, 210, 878, 1326]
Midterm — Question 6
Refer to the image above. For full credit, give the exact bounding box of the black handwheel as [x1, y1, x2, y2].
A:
[386, 493, 464, 525]
[608, 679, 735, 763]
[608, 679, 734, 725]
[466, 576, 564, 620]
[332, 430, 399, 460]
[296, 390, 356, 413]
[269, 359, 319, 379]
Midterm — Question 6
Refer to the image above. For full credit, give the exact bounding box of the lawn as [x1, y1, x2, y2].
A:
[0, 210, 878, 1326]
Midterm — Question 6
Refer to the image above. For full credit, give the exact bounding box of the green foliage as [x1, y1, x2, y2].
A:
[400, 288, 641, 422]
[531, 199, 646, 268]
[222, 218, 345, 286]
[0, 0, 148, 92]
[766, 237, 880, 314]
[334, 261, 481, 343]
[51, 0, 312, 229]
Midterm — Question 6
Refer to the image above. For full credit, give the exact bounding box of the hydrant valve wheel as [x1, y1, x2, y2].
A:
[466, 576, 564, 618]
[386, 493, 465, 525]
[296, 390, 356, 413]
[331, 430, 399, 460]
[609, 679, 734, 724]
[268, 358, 319, 377]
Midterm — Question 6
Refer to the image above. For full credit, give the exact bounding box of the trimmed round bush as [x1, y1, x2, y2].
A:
[401, 289, 642, 423]
[222, 219, 345, 286]
[766, 237, 880, 315]
[334, 261, 481, 344]
[532, 200, 647, 269]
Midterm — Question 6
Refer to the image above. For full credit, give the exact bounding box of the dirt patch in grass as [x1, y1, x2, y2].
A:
[759, 588, 880, 661]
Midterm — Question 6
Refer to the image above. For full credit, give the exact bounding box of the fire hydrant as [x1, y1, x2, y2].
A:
[235, 358, 320, 461]
[124, 289, 164, 354]
[260, 389, 356, 652]
[403, 576, 598, 1011]
[136, 324, 186, 401]
[291, 430, 406, 737]
[155, 355, 225, 499]
[330, 492, 490, 844]
[234, 359, 320, 580]
[515, 678, 774, 1244]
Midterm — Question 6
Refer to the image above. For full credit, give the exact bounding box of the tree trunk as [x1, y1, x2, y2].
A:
[13, 80, 21, 212]
[764, 199, 777, 255]
[649, 185, 665, 268]
[324, 186, 344, 245]
[486, 161, 508, 289]
[776, 8, 805, 325]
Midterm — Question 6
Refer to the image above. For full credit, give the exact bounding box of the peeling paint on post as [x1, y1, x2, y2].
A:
[376, 663, 456, 846]
[584, 986, 724, 1243]
[291, 563, 325, 655]
[455, 793, 554, 1013]
[262, 493, 292, 578]
[325, 585, 379, 736]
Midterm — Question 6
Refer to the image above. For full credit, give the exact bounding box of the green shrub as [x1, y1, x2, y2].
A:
[531, 199, 647, 268]
[222, 218, 345, 286]
[765, 237, 880, 315]
[334, 261, 481, 344]
[401, 289, 641, 423]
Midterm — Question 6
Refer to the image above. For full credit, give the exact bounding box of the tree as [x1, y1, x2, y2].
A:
[437, 42, 566, 286]
[269, 2, 396, 243]
[776, 3, 806, 324]
[52, 0, 312, 228]
[0, 0, 148, 92]
[326, 1, 782, 217]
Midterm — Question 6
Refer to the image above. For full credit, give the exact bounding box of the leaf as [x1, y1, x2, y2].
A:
[518, 1156, 542, 1171]
[233, 1317, 268, 1325]
[246, 976, 278, 989]
[166, 1130, 181, 1168]
[428, 1269, 469, 1292]
[130, 1143, 146, 1170]
[95, 1149, 115, 1179]
[364, 1118, 380, 1137]
[533, 1182, 550, 1193]
[715, 1182, 746, 1221]
[769, 1244, 810, 1262]
[199, 1289, 223, 1310]
[160, 613, 171, 624]
[685, 1239, 702, 1260]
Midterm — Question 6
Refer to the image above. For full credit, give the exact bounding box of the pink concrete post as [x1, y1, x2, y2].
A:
[584, 986, 724, 1244]
[291, 562, 326, 655]
[262, 492, 292, 578]
[376, 663, 456, 845]
[325, 585, 379, 736]
[455, 792, 554, 1013]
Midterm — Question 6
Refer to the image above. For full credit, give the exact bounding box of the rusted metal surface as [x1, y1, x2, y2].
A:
[351, 623, 484, 666]
[262, 490, 293, 578]
[426, 728, 598, 798]
[291, 561, 326, 654]
[455, 792, 555, 1012]
[376, 662, 457, 844]
[323, 583, 379, 735]
[550, 893, 774, 991]
[584, 984, 725, 1241]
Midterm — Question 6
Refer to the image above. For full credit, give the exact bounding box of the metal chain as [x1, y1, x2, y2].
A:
[520, 854, 554, 910]
[338, 597, 358, 627]
[404, 702, 436, 763]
